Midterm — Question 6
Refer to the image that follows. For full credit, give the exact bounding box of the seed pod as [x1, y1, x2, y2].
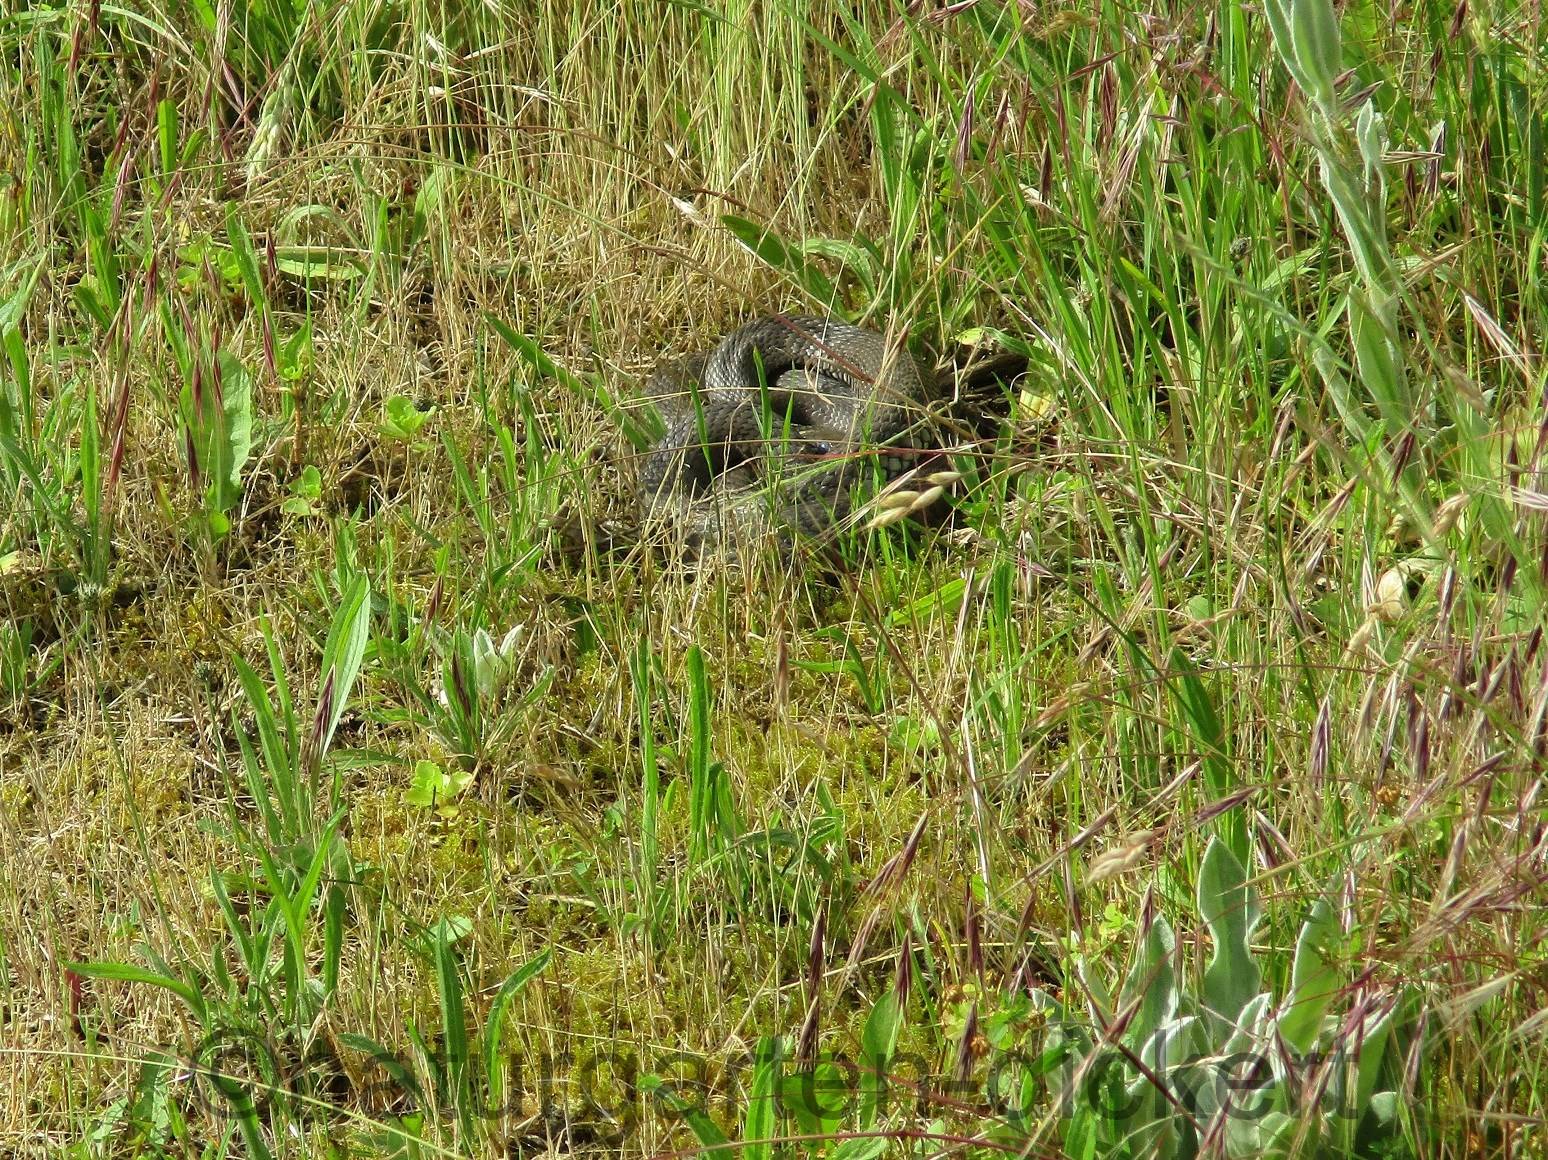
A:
[866, 505, 913, 531]
[911, 485, 946, 511]
[1370, 567, 1408, 623]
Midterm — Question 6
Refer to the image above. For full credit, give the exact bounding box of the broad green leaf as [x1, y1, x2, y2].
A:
[310, 573, 371, 774]
[1320, 154, 1389, 292]
[832, 1138, 891, 1160]
[780, 1062, 848, 1140]
[483, 948, 553, 1107]
[225, 206, 266, 309]
[381, 395, 432, 440]
[487, 313, 655, 448]
[289, 464, 322, 501]
[722, 214, 836, 306]
[640, 1075, 729, 1147]
[338, 1031, 427, 1104]
[887, 713, 939, 756]
[1352, 996, 1401, 1111]
[1168, 648, 1246, 862]
[1279, 898, 1343, 1054]
[885, 577, 968, 629]
[1348, 291, 1411, 430]
[271, 246, 366, 280]
[215, 350, 253, 502]
[405, 760, 472, 808]
[1118, 909, 1176, 1050]
[179, 348, 253, 522]
[156, 98, 179, 174]
[434, 921, 475, 1141]
[1369, 1090, 1401, 1124]
[0, 257, 43, 334]
[798, 236, 880, 303]
[1289, 0, 1342, 108]
[858, 989, 902, 1127]
[1222, 993, 1274, 1057]
[1198, 837, 1262, 1031]
[1312, 342, 1373, 441]
[742, 1035, 781, 1160]
[65, 960, 205, 1018]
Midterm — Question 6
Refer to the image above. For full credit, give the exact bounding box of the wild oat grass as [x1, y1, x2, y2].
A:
[1, 0, 1544, 1156]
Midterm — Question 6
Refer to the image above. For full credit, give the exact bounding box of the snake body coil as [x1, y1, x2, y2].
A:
[638, 315, 938, 552]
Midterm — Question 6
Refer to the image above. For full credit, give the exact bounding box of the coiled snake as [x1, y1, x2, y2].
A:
[637, 315, 940, 554]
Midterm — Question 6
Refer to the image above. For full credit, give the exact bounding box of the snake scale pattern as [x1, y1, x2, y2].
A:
[637, 315, 940, 553]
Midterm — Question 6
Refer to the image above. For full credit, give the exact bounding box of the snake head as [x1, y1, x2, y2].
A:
[771, 424, 845, 464]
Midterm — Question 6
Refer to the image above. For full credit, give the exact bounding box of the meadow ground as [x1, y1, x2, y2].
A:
[2, 0, 1546, 1156]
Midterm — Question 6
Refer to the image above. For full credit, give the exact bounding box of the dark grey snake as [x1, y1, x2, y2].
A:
[637, 315, 942, 553]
